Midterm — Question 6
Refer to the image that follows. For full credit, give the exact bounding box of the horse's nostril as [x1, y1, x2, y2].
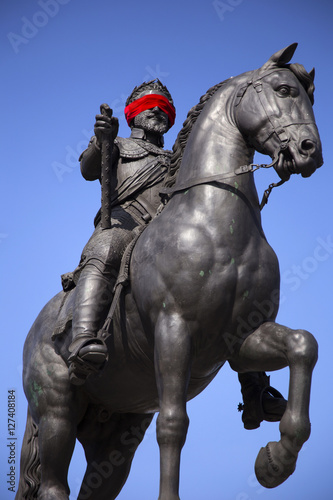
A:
[301, 139, 315, 152]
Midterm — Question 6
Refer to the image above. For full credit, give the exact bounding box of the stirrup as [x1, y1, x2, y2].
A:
[69, 338, 108, 362]
[68, 339, 108, 386]
[68, 360, 100, 386]
[239, 385, 287, 430]
[79, 339, 108, 363]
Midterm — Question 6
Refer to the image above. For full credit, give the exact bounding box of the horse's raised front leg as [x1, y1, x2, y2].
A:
[230, 321, 318, 488]
[154, 312, 192, 500]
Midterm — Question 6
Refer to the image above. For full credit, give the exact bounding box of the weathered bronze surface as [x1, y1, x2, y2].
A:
[16, 44, 323, 500]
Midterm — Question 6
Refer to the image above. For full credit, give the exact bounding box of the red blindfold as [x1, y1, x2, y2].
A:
[124, 94, 176, 127]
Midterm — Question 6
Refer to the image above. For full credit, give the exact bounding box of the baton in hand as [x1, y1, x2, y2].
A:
[100, 103, 113, 230]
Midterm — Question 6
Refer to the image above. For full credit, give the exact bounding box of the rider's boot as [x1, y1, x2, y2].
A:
[238, 372, 287, 430]
[68, 262, 114, 386]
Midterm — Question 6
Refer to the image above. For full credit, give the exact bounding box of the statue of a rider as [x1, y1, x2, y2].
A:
[61, 78, 287, 430]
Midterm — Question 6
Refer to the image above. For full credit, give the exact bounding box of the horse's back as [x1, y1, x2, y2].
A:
[24, 291, 64, 352]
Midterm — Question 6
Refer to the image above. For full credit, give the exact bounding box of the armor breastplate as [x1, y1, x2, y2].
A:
[113, 137, 171, 210]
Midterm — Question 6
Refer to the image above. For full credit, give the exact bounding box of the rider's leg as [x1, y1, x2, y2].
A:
[68, 260, 115, 384]
[68, 211, 141, 385]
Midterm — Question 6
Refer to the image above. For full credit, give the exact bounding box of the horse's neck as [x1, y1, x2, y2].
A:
[176, 81, 254, 187]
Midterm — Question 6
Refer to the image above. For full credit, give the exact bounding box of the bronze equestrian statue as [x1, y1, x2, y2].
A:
[58, 78, 284, 425]
[16, 43, 323, 500]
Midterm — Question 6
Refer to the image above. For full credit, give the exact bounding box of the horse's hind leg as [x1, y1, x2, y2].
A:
[19, 394, 85, 500]
[16, 409, 40, 500]
[230, 321, 318, 488]
[23, 348, 87, 499]
[37, 409, 78, 500]
[77, 411, 154, 500]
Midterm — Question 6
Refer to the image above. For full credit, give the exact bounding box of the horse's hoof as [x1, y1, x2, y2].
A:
[255, 441, 297, 488]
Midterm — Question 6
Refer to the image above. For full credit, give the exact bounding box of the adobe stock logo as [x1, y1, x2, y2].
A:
[7, 0, 71, 54]
[281, 236, 333, 293]
[52, 128, 93, 182]
[212, 0, 244, 22]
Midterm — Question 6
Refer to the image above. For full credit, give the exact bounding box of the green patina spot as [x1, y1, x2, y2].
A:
[229, 225, 234, 234]
[184, 190, 189, 195]
[209, 270, 212, 274]
[34, 381, 43, 395]
[232, 183, 239, 197]
[29, 380, 43, 408]
[230, 257, 235, 265]
[243, 290, 250, 300]
[163, 302, 166, 308]
[199, 270, 205, 277]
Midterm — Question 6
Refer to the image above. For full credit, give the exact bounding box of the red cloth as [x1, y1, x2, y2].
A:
[124, 94, 176, 127]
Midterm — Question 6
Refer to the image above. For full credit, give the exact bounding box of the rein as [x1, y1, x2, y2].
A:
[159, 151, 286, 211]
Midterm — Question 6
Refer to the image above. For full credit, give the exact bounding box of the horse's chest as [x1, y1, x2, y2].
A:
[194, 236, 280, 332]
[227, 239, 280, 333]
[185, 240, 279, 377]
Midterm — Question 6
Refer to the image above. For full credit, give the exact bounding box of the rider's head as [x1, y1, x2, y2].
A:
[124, 80, 176, 138]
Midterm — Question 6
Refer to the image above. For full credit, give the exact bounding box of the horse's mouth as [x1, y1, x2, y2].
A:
[276, 145, 323, 181]
[275, 150, 295, 180]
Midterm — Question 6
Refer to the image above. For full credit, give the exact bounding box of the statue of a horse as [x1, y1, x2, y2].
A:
[17, 43, 323, 500]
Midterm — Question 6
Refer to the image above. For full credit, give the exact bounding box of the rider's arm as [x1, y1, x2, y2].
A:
[79, 136, 102, 181]
[80, 138, 119, 181]
[80, 110, 119, 181]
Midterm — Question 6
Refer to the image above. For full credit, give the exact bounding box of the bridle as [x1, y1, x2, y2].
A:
[160, 155, 283, 210]
[160, 67, 316, 210]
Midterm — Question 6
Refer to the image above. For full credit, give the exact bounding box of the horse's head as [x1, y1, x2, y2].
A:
[235, 43, 323, 181]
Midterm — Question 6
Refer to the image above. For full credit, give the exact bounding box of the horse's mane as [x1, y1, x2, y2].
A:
[162, 79, 229, 190]
[162, 62, 315, 191]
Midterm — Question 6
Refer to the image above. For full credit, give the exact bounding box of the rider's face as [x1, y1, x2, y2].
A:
[133, 106, 169, 136]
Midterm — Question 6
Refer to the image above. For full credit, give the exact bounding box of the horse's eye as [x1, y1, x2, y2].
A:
[277, 85, 290, 96]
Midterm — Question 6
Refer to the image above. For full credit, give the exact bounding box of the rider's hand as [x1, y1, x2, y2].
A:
[94, 112, 119, 147]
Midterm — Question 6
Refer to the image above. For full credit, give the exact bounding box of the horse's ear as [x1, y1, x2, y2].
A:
[309, 67, 315, 82]
[261, 43, 298, 70]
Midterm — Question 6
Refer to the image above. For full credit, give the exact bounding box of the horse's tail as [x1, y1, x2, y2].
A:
[16, 408, 40, 500]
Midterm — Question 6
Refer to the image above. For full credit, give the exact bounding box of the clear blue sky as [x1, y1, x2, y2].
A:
[1, 0, 332, 499]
